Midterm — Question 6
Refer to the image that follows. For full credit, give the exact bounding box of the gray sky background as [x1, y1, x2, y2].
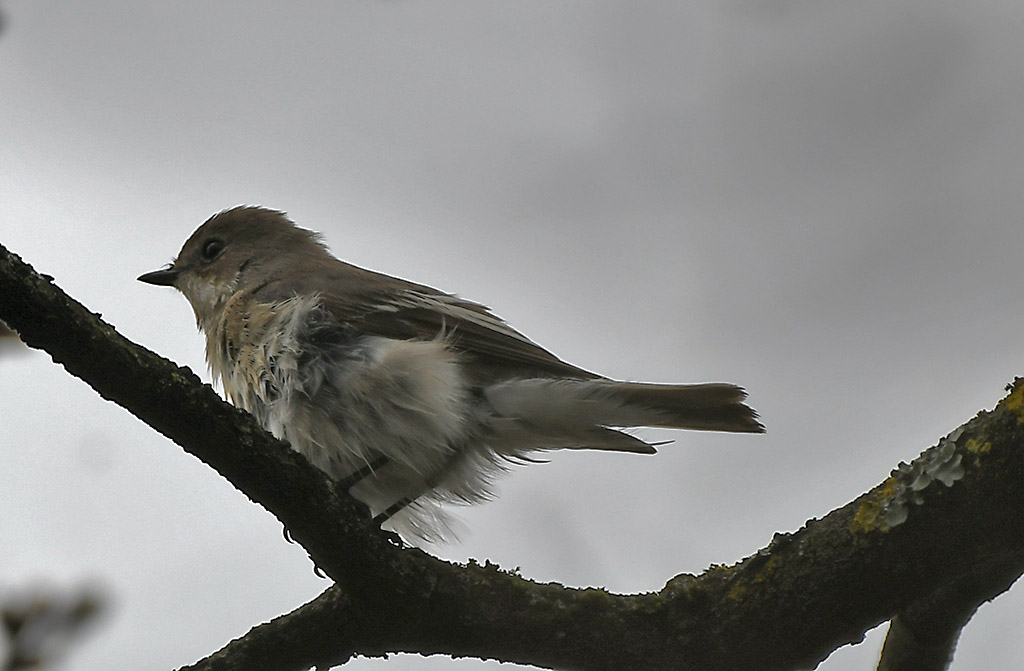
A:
[3, 2, 1024, 669]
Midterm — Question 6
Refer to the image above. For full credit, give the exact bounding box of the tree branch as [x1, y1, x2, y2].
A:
[4, 240, 1024, 671]
[877, 550, 1023, 671]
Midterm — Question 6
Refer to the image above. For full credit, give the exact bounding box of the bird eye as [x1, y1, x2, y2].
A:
[201, 239, 225, 261]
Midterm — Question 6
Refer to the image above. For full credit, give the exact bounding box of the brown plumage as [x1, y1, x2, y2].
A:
[139, 206, 762, 542]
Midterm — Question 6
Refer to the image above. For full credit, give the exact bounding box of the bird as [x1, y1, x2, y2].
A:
[138, 206, 763, 542]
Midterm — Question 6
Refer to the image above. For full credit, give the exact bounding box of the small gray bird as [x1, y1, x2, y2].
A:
[139, 206, 762, 542]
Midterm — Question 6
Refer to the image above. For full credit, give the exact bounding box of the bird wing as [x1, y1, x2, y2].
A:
[253, 263, 600, 383]
[337, 288, 599, 382]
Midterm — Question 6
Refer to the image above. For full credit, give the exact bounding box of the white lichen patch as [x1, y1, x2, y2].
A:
[881, 426, 967, 528]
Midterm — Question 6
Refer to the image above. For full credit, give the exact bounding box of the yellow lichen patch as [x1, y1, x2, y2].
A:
[1001, 384, 1024, 425]
[965, 438, 991, 454]
[850, 478, 898, 534]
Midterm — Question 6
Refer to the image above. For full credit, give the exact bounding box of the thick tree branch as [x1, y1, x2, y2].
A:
[4, 241, 1024, 671]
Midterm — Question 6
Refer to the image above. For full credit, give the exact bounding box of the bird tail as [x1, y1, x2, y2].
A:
[483, 379, 763, 454]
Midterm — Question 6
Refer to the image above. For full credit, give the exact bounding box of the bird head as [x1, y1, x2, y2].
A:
[138, 206, 330, 330]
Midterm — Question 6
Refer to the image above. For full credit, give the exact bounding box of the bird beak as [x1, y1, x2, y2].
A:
[137, 266, 180, 286]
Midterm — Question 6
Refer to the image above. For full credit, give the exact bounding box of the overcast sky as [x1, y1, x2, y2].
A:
[3, 2, 1024, 669]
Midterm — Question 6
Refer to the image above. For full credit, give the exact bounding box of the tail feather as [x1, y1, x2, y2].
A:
[486, 416, 659, 454]
[483, 378, 763, 454]
[608, 381, 764, 433]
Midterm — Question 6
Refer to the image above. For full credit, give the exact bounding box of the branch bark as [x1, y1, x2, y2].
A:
[3, 240, 1024, 671]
